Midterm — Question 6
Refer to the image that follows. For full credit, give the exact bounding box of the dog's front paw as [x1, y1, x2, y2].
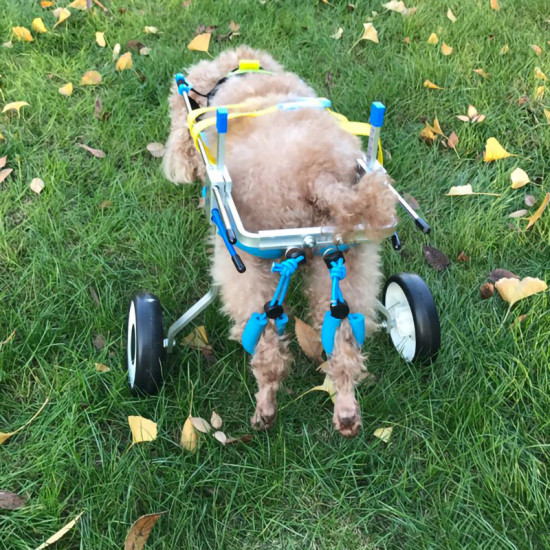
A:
[333, 394, 362, 438]
[250, 406, 277, 431]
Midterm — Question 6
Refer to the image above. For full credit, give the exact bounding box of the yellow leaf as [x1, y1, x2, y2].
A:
[0, 398, 49, 446]
[144, 26, 159, 34]
[423, 79, 442, 89]
[124, 513, 164, 550]
[467, 104, 478, 119]
[31, 18, 48, 33]
[446, 184, 500, 196]
[360, 22, 379, 43]
[2, 101, 29, 115]
[0, 133, 4, 140]
[95, 31, 106, 47]
[35, 512, 85, 550]
[473, 68, 488, 78]
[382, 1, 406, 12]
[112, 43, 121, 61]
[447, 8, 457, 22]
[69, 0, 87, 8]
[58, 82, 73, 96]
[531, 45, 542, 56]
[0, 329, 16, 346]
[499, 44, 509, 54]
[420, 123, 436, 142]
[441, 42, 453, 55]
[180, 416, 197, 452]
[53, 7, 71, 27]
[373, 426, 393, 443]
[188, 32, 211, 52]
[483, 137, 513, 162]
[534, 67, 548, 80]
[311, 374, 337, 403]
[544, 109, 550, 123]
[128, 415, 157, 445]
[182, 325, 209, 349]
[427, 32, 439, 45]
[331, 27, 343, 40]
[534, 85, 545, 100]
[79, 70, 102, 85]
[525, 192, 550, 230]
[295, 317, 323, 363]
[30, 178, 45, 194]
[41, 1, 55, 6]
[94, 362, 110, 372]
[115, 51, 133, 71]
[12, 26, 33, 42]
[510, 167, 530, 189]
[495, 277, 547, 306]
[432, 117, 443, 135]
[490, 0, 499, 10]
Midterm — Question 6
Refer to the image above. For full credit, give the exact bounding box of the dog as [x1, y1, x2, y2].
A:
[163, 46, 396, 437]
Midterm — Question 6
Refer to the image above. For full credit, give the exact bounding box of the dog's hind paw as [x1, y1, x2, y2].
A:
[333, 396, 362, 438]
[250, 409, 277, 431]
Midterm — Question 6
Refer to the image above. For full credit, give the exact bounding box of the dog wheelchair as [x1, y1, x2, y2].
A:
[126, 60, 441, 395]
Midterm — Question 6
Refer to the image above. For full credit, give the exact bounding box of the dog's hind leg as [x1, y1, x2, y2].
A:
[211, 241, 292, 430]
[305, 244, 382, 437]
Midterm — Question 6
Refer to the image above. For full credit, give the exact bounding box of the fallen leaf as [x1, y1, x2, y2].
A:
[331, 27, 343, 40]
[78, 144, 105, 158]
[525, 194, 536, 207]
[534, 86, 545, 100]
[226, 434, 254, 445]
[526, 192, 549, 230]
[483, 137, 513, 161]
[510, 167, 530, 189]
[495, 277, 547, 306]
[128, 415, 157, 445]
[500, 44, 509, 54]
[230, 20, 240, 33]
[382, 1, 414, 14]
[373, 426, 392, 443]
[0, 169, 13, 184]
[58, 82, 73, 96]
[116, 52, 133, 71]
[93, 333, 106, 349]
[213, 431, 228, 445]
[531, 45, 542, 56]
[94, 362, 110, 372]
[488, 269, 519, 283]
[35, 512, 84, 550]
[2, 101, 29, 115]
[480, 282, 495, 299]
[0, 491, 27, 510]
[447, 8, 457, 22]
[124, 513, 164, 550]
[447, 131, 459, 149]
[126, 40, 146, 52]
[41, 1, 54, 6]
[427, 32, 438, 45]
[445, 184, 499, 196]
[423, 79, 442, 89]
[404, 36, 411, 44]
[191, 417, 211, 433]
[80, 70, 102, 85]
[490, 0, 499, 9]
[144, 26, 159, 34]
[210, 411, 222, 429]
[419, 123, 436, 142]
[423, 245, 450, 270]
[512, 314, 528, 327]
[295, 317, 323, 363]
[53, 7, 71, 27]
[311, 374, 337, 403]
[2, 41, 12, 48]
[69, 0, 87, 8]
[0, 157, 6, 169]
[146, 143, 165, 157]
[94, 0, 108, 11]
[473, 68, 488, 78]
[456, 251, 469, 262]
[31, 18, 48, 33]
[441, 42, 453, 55]
[0, 398, 49, 446]
[188, 32, 211, 52]
[112, 43, 121, 61]
[95, 31, 106, 47]
[456, 114, 470, 122]
[534, 67, 548, 80]
[544, 109, 550, 123]
[98, 199, 112, 209]
[509, 209, 528, 218]
[12, 27, 33, 42]
[180, 416, 197, 452]
[431, 117, 443, 135]
[360, 22, 379, 43]
[139, 47, 150, 55]
[30, 178, 45, 194]
[94, 97, 103, 119]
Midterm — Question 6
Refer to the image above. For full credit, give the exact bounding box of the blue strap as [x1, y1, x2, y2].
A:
[329, 258, 346, 306]
[270, 257, 303, 307]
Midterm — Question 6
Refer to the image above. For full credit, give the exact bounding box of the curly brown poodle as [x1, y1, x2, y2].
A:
[163, 46, 397, 437]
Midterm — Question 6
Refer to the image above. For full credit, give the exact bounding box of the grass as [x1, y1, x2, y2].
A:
[1, 0, 549, 548]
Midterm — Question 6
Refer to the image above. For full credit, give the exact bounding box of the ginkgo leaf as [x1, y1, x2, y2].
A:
[0, 398, 49, 446]
[510, 167, 530, 189]
[69, 0, 87, 9]
[495, 277, 547, 306]
[116, 52, 133, 71]
[531, 45, 542, 56]
[146, 143, 165, 157]
[544, 109, 550, 123]
[144, 26, 159, 34]
[35, 512, 84, 550]
[525, 192, 549, 230]
[423, 79, 442, 89]
[427, 33, 438, 45]
[446, 184, 500, 196]
[58, 82, 73, 96]
[447, 8, 457, 22]
[30, 178, 45, 194]
[0, 169, 13, 184]
[295, 317, 323, 363]
[188, 32, 211, 52]
[213, 431, 228, 445]
[41, 0, 55, 6]
[534, 67, 548, 80]
[473, 68, 488, 78]
[210, 411, 222, 429]
[311, 374, 337, 403]
[383, 1, 406, 12]
[441, 42, 453, 55]
[483, 137, 513, 162]
[80, 70, 102, 85]
[95, 31, 106, 47]
[467, 104, 478, 119]
[490, 0, 499, 10]
[53, 7, 71, 27]
[373, 426, 392, 443]
[420, 123, 436, 142]
[500, 44, 509, 54]
[359, 22, 379, 43]
[94, 362, 110, 372]
[32, 18, 48, 33]
[456, 115, 470, 122]
[128, 415, 157, 445]
[331, 27, 343, 40]
[2, 101, 29, 115]
[180, 416, 197, 452]
[12, 27, 33, 42]
[124, 513, 164, 550]
[534, 86, 545, 100]
[112, 43, 121, 61]
[432, 117, 443, 135]
[191, 417, 211, 433]
[139, 47, 150, 56]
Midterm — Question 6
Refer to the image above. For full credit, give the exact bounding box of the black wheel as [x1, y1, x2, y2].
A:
[127, 292, 166, 395]
[382, 273, 441, 363]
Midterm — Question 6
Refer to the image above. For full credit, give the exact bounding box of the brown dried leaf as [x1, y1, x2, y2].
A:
[525, 194, 536, 207]
[488, 268, 519, 283]
[456, 251, 469, 262]
[422, 245, 450, 271]
[93, 334, 106, 350]
[295, 317, 323, 363]
[78, 144, 106, 158]
[0, 491, 27, 510]
[509, 209, 528, 218]
[0, 168, 13, 184]
[226, 434, 253, 445]
[531, 44, 542, 56]
[0, 156, 6, 169]
[480, 282, 494, 299]
[126, 40, 146, 51]
[124, 512, 164, 550]
[94, 362, 110, 372]
[94, 97, 102, 120]
[447, 131, 459, 149]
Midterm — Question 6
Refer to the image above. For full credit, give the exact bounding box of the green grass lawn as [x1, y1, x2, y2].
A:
[1, 0, 549, 548]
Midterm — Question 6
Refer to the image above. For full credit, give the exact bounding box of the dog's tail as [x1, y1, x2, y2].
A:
[311, 171, 398, 240]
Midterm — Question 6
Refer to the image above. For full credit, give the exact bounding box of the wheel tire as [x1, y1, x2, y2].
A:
[382, 273, 441, 363]
[127, 292, 166, 395]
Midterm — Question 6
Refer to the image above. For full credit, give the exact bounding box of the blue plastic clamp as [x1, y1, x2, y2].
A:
[369, 101, 386, 128]
[216, 107, 229, 134]
[242, 313, 268, 354]
[321, 312, 342, 356]
[348, 313, 366, 347]
[274, 313, 289, 336]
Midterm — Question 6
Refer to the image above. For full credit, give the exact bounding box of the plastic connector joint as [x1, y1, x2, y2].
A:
[369, 101, 386, 128]
[216, 107, 229, 134]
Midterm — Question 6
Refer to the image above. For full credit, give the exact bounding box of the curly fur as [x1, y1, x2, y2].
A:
[164, 46, 397, 437]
